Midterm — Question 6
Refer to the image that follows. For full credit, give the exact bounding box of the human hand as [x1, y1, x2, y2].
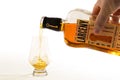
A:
[92, 0, 120, 34]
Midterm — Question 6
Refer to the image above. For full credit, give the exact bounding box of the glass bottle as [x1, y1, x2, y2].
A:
[40, 9, 120, 56]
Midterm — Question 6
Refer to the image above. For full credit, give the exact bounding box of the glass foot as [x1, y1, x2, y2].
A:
[33, 69, 48, 76]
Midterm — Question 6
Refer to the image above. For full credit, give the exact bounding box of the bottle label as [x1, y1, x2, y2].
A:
[87, 22, 116, 49]
[76, 19, 120, 50]
[114, 26, 120, 50]
[75, 20, 88, 42]
[87, 20, 120, 50]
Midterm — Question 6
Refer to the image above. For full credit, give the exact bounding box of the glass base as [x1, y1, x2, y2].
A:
[33, 69, 48, 76]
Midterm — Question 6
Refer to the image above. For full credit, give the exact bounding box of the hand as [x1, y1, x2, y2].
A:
[92, 0, 120, 34]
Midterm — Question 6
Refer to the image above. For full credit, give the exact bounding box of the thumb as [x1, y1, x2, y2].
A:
[94, 6, 111, 34]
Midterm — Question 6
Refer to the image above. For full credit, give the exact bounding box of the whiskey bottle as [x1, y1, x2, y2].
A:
[40, 9, 120, 56]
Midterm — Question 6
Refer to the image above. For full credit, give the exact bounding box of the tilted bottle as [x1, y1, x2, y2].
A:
[40, 9, 120, 56]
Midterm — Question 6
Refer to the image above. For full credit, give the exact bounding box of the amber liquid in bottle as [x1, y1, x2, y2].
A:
[63, 21, 120, 56]
[64, 23, 87, 47]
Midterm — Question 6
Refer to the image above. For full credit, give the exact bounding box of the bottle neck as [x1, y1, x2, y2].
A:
[40, 17, 63, 31]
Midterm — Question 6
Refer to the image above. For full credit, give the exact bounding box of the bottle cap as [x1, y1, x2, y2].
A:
[40, 16, 62, 31]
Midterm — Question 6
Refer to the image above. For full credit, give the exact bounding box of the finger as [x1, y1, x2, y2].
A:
[92, 4, 100, 20]
[92, 5, 100, 15]
[112, 9, 120, 24]
[94, 5, 112, 34]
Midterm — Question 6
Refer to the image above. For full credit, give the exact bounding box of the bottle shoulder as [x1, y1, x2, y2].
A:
[66, 9, 91, 23]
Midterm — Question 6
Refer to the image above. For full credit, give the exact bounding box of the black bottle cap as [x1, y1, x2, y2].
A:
[40, 16, 62, 31]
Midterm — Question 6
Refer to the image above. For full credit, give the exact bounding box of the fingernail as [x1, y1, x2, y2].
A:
[94, 28, 100, 34]
[94, 25, 104, 34]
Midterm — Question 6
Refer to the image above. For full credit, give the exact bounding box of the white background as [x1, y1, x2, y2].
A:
[0, 0, 120, 80]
